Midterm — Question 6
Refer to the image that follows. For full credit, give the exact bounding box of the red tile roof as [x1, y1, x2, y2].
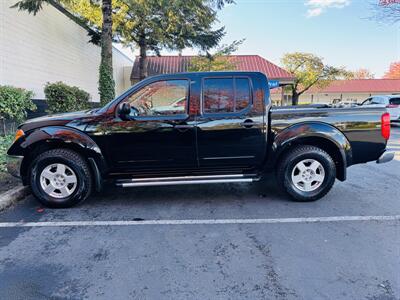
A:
[131, 55, 295, 81]
[308, 79, 400, 94]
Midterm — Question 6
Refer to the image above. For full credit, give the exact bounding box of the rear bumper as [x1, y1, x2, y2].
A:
[376, 151, 394, 164]
[6, 155, 23, 178]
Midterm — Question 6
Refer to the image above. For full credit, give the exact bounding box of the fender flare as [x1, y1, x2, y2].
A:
[268, 122, 352, 181]
[16, 126, 106, 189]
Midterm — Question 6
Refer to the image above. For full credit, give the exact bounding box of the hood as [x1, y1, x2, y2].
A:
[20, 110, 95, 132]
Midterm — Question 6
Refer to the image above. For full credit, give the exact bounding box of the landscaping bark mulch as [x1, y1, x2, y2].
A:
[0, 172, 21, 194]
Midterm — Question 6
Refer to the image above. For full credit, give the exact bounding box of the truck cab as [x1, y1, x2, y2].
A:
[93, 72, 269, 176]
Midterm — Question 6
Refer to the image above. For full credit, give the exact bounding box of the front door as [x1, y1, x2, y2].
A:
[196, 76, 266, 170]
[98, 78, 197, 174]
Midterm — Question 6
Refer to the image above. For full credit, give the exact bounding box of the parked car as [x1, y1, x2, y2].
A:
[361, 95, 400, 123]
[331, 100, 358, 108]
[7, 72, 394, 208]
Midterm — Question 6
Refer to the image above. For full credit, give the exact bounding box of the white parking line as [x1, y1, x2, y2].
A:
[0, 215, 399, 228]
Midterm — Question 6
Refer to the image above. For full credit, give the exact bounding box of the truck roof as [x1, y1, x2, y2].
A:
[146, 71, 267, 80]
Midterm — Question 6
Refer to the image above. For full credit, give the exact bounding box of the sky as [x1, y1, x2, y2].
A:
[117, 0, 400, 78]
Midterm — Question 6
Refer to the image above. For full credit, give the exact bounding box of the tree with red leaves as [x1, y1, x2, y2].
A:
[383, 62, 400, 79]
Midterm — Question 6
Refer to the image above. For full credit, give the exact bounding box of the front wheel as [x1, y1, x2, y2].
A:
[276, 145, 336, 202]
[30, 149, 93, 208]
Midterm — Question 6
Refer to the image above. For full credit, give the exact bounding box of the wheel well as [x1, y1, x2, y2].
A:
[20, 140, 96, 184]
[276, 137, 346, 181]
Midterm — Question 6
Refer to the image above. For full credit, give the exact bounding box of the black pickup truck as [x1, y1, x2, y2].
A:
[7, 72, 394, 208]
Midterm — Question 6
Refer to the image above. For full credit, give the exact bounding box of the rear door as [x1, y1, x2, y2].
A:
[196, 76, 266, 170]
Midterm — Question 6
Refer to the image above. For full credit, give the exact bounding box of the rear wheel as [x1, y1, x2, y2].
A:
[30, 149, 92, 208]
[276, 145, 336, 202]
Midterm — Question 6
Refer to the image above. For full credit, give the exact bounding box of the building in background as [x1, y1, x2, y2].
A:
[0, 0, 133, 102]
[130, 55, 295, 105]
[300, 79, 400, 105]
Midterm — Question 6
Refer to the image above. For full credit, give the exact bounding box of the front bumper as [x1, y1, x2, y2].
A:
[6, 155, 23, 178]
[376, 151, 394, 164]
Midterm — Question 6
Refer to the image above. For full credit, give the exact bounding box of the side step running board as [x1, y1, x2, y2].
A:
[115, 174, 258, 188]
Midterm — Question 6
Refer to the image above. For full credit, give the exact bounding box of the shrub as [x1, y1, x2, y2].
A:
[0, 85, 36, 123]
[44, 82, 91, 114]
[0, 134, 14, 172]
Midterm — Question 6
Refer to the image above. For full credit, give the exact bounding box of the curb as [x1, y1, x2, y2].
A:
[0, 186, 30, 211]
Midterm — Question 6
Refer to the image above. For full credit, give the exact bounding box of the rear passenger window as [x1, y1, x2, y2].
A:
[203, 77, 251, 114]
[203, 78, 234, 113]
[389, 98, 400, 105]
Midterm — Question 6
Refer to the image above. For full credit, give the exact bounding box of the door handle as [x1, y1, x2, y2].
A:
[174, 124, 194, 129]
[240, 119, 260, 128]
[174, 123, 194, 132]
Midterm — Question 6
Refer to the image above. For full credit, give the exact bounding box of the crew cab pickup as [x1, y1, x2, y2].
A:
[7, 72, 394, 208]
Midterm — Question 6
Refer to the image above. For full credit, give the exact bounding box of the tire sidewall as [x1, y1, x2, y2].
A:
[283, 151, 335, 200]
[31, 155, 88, 207]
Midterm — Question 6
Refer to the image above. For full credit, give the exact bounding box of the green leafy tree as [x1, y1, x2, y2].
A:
[13, 0, 233, 93]
[281, 52, 346, 105]
[11, 0, 50, 14]
[64, 0, 230, 80]
[188, 40, 243, 72]
[0, 85, 36, 124]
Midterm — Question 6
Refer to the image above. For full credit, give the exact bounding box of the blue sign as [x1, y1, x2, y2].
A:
[268, 80, 280, 89]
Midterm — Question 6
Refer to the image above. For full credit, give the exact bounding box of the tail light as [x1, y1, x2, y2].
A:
[381, 112, 391, 140]
[386, 104, 399, 108]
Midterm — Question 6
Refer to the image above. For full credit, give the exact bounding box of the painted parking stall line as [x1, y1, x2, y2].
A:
[0, 215, 399, 228]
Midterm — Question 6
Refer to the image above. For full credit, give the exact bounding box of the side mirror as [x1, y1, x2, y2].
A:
[118, 102, 131, 119]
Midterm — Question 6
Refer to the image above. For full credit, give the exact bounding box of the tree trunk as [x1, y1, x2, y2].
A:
[139, 41, 148, 81]
[99, 0, 115, 104]
[291, 87, 299, 106]
[101, 0, 113, 70]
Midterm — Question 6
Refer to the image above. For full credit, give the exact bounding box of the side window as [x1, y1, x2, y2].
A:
[203, 78, 234, 114]
[126, 79, 188, 117]
[203, 77, 251, 114]
[371, 97, 383, 104]
[389, 98, 400, 105]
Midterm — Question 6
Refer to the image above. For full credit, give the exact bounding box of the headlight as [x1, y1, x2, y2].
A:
[14, 129, 25, 142]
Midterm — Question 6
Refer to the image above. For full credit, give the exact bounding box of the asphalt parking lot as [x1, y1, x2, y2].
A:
[0, 127, 399, 300]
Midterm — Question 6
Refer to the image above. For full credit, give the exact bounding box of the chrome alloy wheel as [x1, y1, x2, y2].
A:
[291, 159, 325, 192]
[40, 163, 77, 198]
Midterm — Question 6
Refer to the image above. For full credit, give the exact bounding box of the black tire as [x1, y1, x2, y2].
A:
[276, 145, 336, 202]
[30, 149, 92, 208]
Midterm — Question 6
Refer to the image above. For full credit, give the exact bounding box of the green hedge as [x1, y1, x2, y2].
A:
[0, 85, 36, 123]
[0, 134, 14, 172]
[44, 82, 91, 114]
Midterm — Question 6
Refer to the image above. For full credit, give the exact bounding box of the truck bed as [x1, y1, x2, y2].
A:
[271, 106, 387, 165]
